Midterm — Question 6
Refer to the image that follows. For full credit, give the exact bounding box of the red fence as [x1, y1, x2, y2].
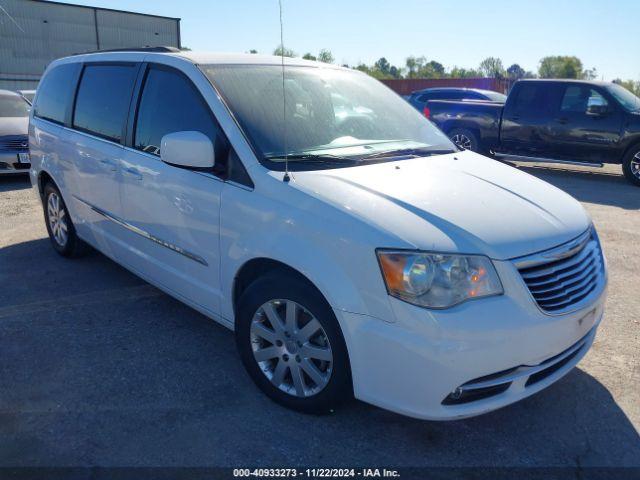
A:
[380, 78, 512, 96]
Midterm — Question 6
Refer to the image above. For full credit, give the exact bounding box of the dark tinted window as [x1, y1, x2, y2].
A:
[34, 63, 79, 124]
[511, 84, 557, 114]
[73, 64, 137, 142]
[134, 67, 221, 157]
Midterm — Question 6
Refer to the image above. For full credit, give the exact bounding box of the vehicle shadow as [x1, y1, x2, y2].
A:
[0, 174, 31, 193]
[506, 162, 640, 210]
[0, 238, 638, 469]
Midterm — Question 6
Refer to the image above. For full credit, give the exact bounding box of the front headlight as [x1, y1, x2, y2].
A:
[377, 250, 503, 308]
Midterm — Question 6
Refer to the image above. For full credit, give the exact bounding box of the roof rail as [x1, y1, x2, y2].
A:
[73, 46, 181, 55]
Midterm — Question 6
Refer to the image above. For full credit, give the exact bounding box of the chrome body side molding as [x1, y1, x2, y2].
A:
[73, 195, 209, 267]
[493, 152, 603, 168]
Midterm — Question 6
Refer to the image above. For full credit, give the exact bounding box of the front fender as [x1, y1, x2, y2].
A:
[219, 182, 397, 326]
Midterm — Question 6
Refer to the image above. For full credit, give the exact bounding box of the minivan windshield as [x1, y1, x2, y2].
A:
[202, 65, 455, 170]
[0, 95, 30, 117]
[606, 83, 640, 112]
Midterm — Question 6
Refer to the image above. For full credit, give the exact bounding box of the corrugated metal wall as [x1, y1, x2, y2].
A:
[0, 0, 180, 90]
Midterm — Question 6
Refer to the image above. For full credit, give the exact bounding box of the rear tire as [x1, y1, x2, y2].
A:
[43, 182, 87, 257]
[235, 272, 352, 414]
[449, 128, 479, 152]
[622, 145, 640, 187]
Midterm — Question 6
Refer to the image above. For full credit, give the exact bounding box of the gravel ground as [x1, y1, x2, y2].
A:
[0, 162, 638, 472]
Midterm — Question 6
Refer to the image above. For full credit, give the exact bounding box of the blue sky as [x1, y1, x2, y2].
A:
[65, 0, 639, 81]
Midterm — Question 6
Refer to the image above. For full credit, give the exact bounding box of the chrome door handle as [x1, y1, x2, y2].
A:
[124, 167, 142, 180]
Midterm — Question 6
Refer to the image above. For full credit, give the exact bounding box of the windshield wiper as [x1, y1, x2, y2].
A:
[359, 147, 457, 160]
[264, 153, 358, 164]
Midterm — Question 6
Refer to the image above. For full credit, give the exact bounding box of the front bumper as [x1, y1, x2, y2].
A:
[0, 151, 30, 174]
[338, 259, 606, 420]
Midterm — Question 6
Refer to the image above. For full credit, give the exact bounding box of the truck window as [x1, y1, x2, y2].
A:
[560, 86, 608, 113]
[508, 83, 560, 116]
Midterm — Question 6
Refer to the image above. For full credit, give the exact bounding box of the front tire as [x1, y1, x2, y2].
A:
[449, 128, 479, 152]
[43, 182, 86, 257]
[235, 272, 352, 414]
[622, 145, 640, 186]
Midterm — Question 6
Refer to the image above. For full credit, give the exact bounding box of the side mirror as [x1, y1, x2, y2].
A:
[160, 131, 214, 169]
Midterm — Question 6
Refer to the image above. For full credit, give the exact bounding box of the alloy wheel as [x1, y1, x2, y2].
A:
[451, 133, 472, 150]
[47, 192, 68, 247]
[632, 152, 640, 179]
[250, 299, 333, 398]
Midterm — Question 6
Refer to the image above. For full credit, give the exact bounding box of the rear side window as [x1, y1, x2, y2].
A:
[73, 64, 137, 142]
[134, 67, 221, 156]
[510, 84, 558, 114]
[34, 63, 79, 124]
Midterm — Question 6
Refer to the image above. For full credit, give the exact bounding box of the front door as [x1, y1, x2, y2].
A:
[549, 84, 623, 163]
[118, 64, 227, 316]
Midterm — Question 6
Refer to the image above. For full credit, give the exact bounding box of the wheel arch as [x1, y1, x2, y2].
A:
[232, 257, 329, 319]
[621, 139, 640, 164]
[37, 170, 56, 199]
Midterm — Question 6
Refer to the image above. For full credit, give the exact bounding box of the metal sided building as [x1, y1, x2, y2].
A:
[0, 0, 181, 90]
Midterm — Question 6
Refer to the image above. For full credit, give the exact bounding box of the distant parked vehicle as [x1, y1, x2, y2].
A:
[424, 79, 640, 186]
[408, 87, 507, 115]
[18, 89, 36, 105]
[0, 89, 30, 175]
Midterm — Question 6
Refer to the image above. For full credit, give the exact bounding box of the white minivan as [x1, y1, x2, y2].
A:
[29, 48, 607, 420]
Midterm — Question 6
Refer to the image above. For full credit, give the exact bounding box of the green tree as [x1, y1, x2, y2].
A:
[180, 46, 192, 51]
[374, 57, 391, 76]
[405, 56, 419, 78]
[450, 66, 481, 78]
[389, 65, 402, 79]
[507, 63, 525, 79]
[583, 67, 598, 80]
[418, 60, 445, 78]
[273, 45, 296, 57]
[479, 57, 505, 78]
[249, 49, 258, 54]
[302, 52, 317, 61]
[318, 49, 334, 64]
[538, 56, 583, 78]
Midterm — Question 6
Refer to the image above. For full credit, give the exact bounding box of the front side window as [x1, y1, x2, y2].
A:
[73, 64, 137, 142]
[0, 95, 30, 117]
[134, 67, 221, 157]
[560, 86, 608, 113]
[34, 63, 79, 124]
[203, 65, 454, 170]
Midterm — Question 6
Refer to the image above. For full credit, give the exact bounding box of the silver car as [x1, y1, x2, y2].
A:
[0, 89, 30, 175]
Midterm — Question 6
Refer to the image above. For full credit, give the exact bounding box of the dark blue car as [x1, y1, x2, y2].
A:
[407, 87, 507, 115]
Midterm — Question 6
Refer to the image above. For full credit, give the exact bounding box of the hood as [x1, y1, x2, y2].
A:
[290, 150, 590, 260]
[0, 117, 28, 137]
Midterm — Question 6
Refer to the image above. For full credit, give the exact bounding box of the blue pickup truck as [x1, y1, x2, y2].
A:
[424, 79, 640, 186]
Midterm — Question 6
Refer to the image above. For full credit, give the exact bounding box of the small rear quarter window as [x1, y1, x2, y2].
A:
[34, 63, 80, 124]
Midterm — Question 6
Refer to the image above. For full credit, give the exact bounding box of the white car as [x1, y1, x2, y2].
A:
[0, 89, 30, 175]
[28, 49, 607, 420]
